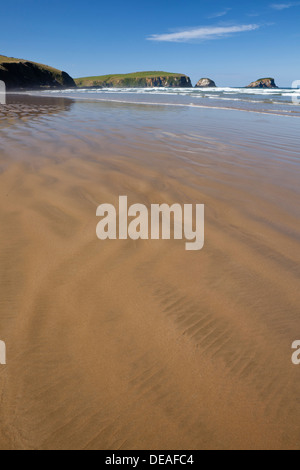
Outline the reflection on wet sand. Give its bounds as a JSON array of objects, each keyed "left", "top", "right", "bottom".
[{"left": 0, "top": 94, "right": 74, "bottom": 128}]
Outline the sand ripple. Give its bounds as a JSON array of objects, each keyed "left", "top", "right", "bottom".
[{"left": 0, "top": 97, "right": 299, "bottom": 449}]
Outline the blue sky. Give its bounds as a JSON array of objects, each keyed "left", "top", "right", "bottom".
[{"left": 1, "top": 0, "right": 299, "bottom": 86}]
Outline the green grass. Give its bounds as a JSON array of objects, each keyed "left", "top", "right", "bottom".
[
  {"left": 75, "top": 71, "right": 190, "bottom": 87},
  {"left": 76, "top": 71, "right": 187, "bottom": 82},
  {"left": 255, "top": 78, "right": 275, "bottom": 82},
  {"left": 0, "top": 55, "right": 24, "bottom": 63}
]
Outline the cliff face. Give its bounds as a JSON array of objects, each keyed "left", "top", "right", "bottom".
[
  {"left": 76, "top": 73, "right": 193, "bottom": 88},
  {"left": 246, "top": 78, "right": 278, "bottom": 89},
  {"left": 0, "top": 55, "right": 76, "bottom": 90},
  {"left": 195, "top": 78, "right": 216, "bottom": 88}
]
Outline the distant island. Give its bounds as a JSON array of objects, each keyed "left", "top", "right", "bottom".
[
  {"left": 195, "top": 78, "right": 217, "bottom": 88},
  {"left": 0, "top": 55, "right": 75, "bottom": 89},
  {"left": 75, "top": 71, "right": 192, "bottom": 88},
  {"left": 246, "top": 78, "right": 278, "bottom": 89}
]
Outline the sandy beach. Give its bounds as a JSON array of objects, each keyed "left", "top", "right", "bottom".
[{"left": 0, "top": 94, "right": 299, "bottom": 450}]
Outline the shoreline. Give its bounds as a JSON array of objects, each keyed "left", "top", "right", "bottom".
[{"left": 5, "top": 90, "right": 300, "bottom": 119}]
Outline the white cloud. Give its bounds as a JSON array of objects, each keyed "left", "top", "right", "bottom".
[
  {"left": 271, "top": 2, "right": 300, "bottom": 9},
  {"left": 208, "top": 8, "right": 232, "bottom": 19},
  {"left": 147, "top": 24, "right": 260, "bottom": 43}
]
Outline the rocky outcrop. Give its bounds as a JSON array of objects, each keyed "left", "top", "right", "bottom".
[
  {"left": 0, "top": 55, "right": 76, "bottom": 90},
  {"left": 246, "top": 78, "right": 278, "bottom": 89},
  {"left": 144, "top": 76, "right": 192, "bottom": 88},
  {"left": 195, "top": 78, "right": 216, "bottom": 88},
  {"left": 75, "top": 72, "right": 193, "bottom": 88}
]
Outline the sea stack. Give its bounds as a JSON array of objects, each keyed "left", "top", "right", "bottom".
[
  {"left": 246, "top": 78, "right": 278, "bottom": 89},
  {"left": 195, "top": 78, "right": 217, "bottom": 88}
]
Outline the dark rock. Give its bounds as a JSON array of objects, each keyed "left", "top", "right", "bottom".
[{"left": 246, "top": 78, "right": 278, "bottom": 89}]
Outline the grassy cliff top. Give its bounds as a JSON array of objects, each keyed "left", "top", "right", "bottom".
[
  {"left": 0, "top": 55, "right": 63, "bottom": 75},
  {"left": 76, "top": 71, "right": 188, "bottom": 82}
]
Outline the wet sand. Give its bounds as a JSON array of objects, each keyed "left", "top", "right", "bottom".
[{"left": 0, "top": 95, "right": 299, "bottom": 450}]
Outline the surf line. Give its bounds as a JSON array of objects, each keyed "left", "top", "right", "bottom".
[{"left": 96, "top": 196, "right": 204, "bottom": 251}]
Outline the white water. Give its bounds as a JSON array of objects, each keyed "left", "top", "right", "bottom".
[{"left": 40, "top": 86, "right": 300, "bottom": 117}]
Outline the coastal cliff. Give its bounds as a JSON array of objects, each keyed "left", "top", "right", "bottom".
[
  {"left": 0, "top": 55, "right": 76, "bottom": 90},
  {"left": 75, "top": 72, "right": 192, "bottom": 88},
  {"left": 195, "top": 78, "right": 217, "bottom": 88},
  {"left": 246, "top": 78, "right": 278, "bottom": 89}
]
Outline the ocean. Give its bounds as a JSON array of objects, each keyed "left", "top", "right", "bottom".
[{"left": 42, "top": 86, "right": 300, "bottom": 117}]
